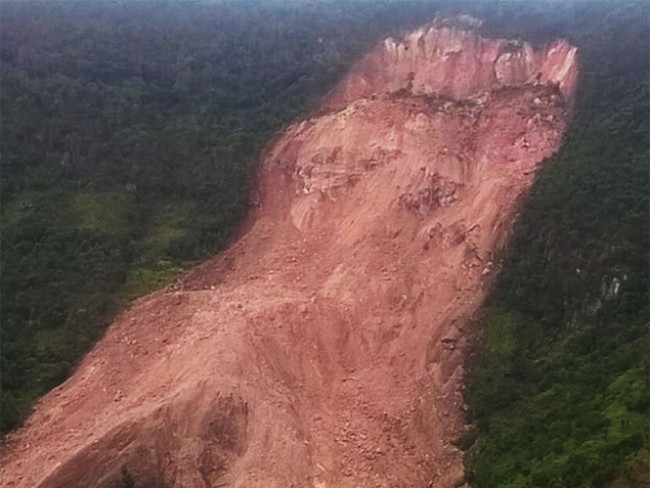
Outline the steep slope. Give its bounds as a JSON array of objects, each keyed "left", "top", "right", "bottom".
[
  {"left": 324, "top": 17, "right": 577, "bottom": 109},
  {"left": 0, "top": 19, "right": 577, "bottom": 488}
]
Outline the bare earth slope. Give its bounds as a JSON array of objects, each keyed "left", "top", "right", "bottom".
[{"left": 0, "top": 20, "right": 577, "bottom": 488}]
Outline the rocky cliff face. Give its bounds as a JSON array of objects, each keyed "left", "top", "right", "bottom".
[
  {"left": 0, "top": 19, "right": 577, "bottom": 488},
  {"left": 325, "top": 17, "right": 577, "bottom": 109}
]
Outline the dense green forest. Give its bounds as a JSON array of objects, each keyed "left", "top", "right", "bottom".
[
  {"left": 0, "top": 0, "right": 445, "bottom": 433},
  {"left": 1, "top": 1, "right": 647, "bottom": 487},
  {"left": 465, "top": 2, "right": 650, "bottom": 487}
]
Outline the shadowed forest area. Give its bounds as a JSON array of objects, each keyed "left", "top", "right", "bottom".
[
  {"left": 466, "top": 3, "right": 649, "bottom": 486},
  {"left": 1, "top": 0, "right": 442, "bottom": 432},
  {"left": 1, "top": 1, "right": 647, "bottom": 487}
]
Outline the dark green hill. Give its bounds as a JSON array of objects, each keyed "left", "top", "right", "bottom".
[
  {"left": 466, "top": 2, "right": 649, "bottom": 486},
  {"left": 0, "top": 0, "right": 444, "bottom": 433}
]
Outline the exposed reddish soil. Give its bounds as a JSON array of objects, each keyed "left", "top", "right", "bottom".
[{"left": 0, "top": 19, "right": 577, "bottom": 488}]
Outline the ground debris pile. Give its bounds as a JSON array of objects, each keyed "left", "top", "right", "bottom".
[{"left": 0, "top": 18, "right": 577, "bottom": 488}]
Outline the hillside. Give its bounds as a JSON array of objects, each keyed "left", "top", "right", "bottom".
[
  {"left": 0, "top": 0, "right": 443, "bottom": 433},
  {"left": 0, "top": 20, "right": 577, "bottom": 488},
  {"left": 1, "top": 2, "right": 647, "bottom": 487},
  {"left": 464, "top": 2, "right": 649, "bottom": 486}
]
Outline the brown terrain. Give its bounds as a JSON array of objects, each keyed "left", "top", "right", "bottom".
[{"left": 0, "top": 18, "right": 577, "bottom": 488}]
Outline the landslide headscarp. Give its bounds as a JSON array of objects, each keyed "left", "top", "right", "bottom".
[
  {"left": 325, "top": 16, "right": 577, "bottom": 109},
  {"left": 0, "top": 19, "right": 577, "bottom": 488}
]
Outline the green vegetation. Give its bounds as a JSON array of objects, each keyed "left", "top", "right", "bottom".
[
  {"left": 466, "top": 2, "right": 649, "bottom": 486},
  {"left": 1, "top": 0, "right": 449, "bottom": 433}
]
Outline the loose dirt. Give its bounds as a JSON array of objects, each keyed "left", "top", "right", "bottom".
[{"left": 0, "top": 19, "right": 577, "bottom": 488}]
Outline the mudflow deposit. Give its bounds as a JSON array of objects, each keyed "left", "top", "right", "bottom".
[{"left": 1, "top": 17, "right": 577, "bottom": 488}]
